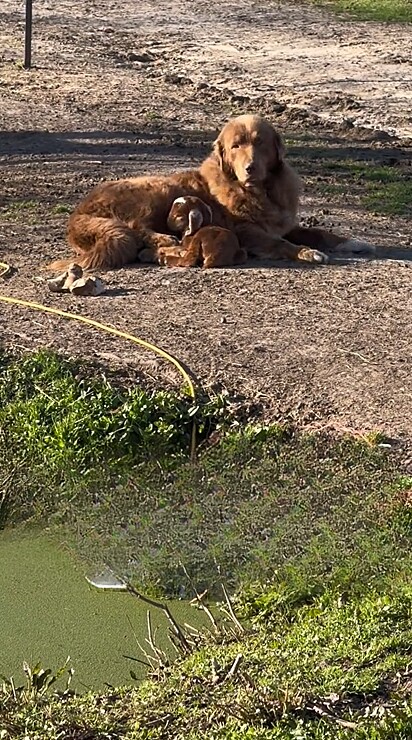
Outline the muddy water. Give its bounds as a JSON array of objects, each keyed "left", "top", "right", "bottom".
[{"left": 0, "top": 531, "right": 203, "bottom": 690}]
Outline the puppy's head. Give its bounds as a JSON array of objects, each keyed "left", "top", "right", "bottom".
[
  {"left": 213, "top": 114, "right": 285, "bottom": 188},
  {"left": 167, "top": 196, "right": 213, "bottom": 237}
]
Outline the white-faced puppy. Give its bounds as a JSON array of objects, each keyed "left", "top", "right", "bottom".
[
  {"left": 161, "top": 196, "right": 247, "bottom": 268},
  {"left": 167, "top": 196, "right": 213, "bottom": 237}
]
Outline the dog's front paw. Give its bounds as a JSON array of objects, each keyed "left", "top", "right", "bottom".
[
  {"left": 340, "top": 238, "right": 376, "bottom": 254},
  {"left": 299, "top": 248, "right": 329, "bottom": 264},
  {"left": 157, "top": 234, "right": 179, "bottom": 249}
]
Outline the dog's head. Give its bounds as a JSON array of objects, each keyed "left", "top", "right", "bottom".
[
  {"left": 167, "top": 196, "right": 213, "bottom": 237},
  {"left": 213, "top": 114, "right": 285, "bottom": 188}
]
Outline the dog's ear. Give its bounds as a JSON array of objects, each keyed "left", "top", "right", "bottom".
[
  {"left": 185, "top": 208, "right": 203, "bottom": 236},
  {"left": 213, "top": 136, "right": 235, "bottom": 179},
  {"left": 213, "top": 137, "right": 225, "bottom": 169},
  {"left": 272, "top": 129, "right": 285, "bottom": 166}
]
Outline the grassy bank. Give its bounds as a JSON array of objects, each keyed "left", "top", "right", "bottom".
[
  {"left": 1, "top": 350, "right": 412, "bottom": 736},
  {"left": 311, "top": 0, "right": 412, "bottom": 22},
  {"left": 2, "top": 587, "right": 412, "bottom": 738},
  {"left": 1, "top": 350, "right": 411, "bottom": 598}
]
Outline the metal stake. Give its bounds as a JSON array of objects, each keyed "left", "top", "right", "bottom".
[{"left": 24, "top": 0, "right": 33, "bottom": 69}]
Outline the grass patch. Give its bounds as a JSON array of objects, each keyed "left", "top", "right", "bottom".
[
  {"left": 0, "top": 349, "right": 223, "bottom": 475},
  {"left": 312, "top": 0, "right": 412, "bottom": 22},
  {"left": 61, "top": 431, "right": 412, "bottom": 598},
  {"left": 0, "top": 199, "right": 41, "bottom": 223},
  {"left": 51, "top": 203, "right": 72, "bottom": 215},
  {"left": 0, "top": 200, "right": 72, "bottom": 223},
  {"left": 313, "top": 160, "right": 411, "bottom": 216}
]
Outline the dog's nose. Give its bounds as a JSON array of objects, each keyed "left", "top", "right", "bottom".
[{"left": 245, "top": 162, "right": 255, "bottom": 174}]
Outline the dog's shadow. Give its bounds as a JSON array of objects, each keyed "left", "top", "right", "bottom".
[
  {"left": 99, "top": 286, "right": 142, "bottom": 297},
  {"left": 374, "top": 245, "right": 412, "bottom": 262},
  {"left": 98, "top": 245, "right": 412, "bottom": 283},
  {"left": 235, "top": 244, "right": 412, "bottom": 270}
]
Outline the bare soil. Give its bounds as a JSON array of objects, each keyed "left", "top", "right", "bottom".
[{"left": 0, "top": 0, "right": 411, "bottom": 445}]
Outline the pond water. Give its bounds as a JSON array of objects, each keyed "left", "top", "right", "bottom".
[{"left": 0, "top": 530, "right": 205, "bottom": 690}]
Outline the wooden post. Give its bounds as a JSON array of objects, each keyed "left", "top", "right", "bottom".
[{"left": 24, "top": 0, "right": 33, "bottom": 69}]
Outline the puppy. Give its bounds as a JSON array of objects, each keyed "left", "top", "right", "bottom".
[{"left": 161, "top": 196, "right": 247, "bottom": 268}]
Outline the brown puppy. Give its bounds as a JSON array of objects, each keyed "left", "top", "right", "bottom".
[
  {"left": 167, "top": 196, "right": 214, "bottom": 237},
  {"left": 49, "top": 114, "right": 375, "bottom": 270},
  {"left": 161, "top": 196, "right": 247, "bottom": 268}
]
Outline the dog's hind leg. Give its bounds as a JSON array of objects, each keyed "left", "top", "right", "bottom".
[
  {"left": 285, "top": 226, "right": 376, "bottom": 255},
  {"left": 176, "top": 235, "right": 203, "bottom": 267},
  {"left": 52, "top": 214, "right": 141, "bottom": 270}
]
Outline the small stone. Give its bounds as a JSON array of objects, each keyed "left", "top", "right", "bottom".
[
  {"left": 70, "top": 276, "right": 105, "bottom": 296},
  {"left": 48, "top": 274, "right": 67, "bottom": 292},
  {"left": 127, "top": 51, "right": 154, "bottom": 63},
  {"left": 63, "top": 263, "right": 83, "bottom": 289},
  {"left": 48, "top": 263, "right": 84, "bottom": 293}
]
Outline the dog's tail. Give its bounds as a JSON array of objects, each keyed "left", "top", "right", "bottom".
[
  {"left": 46, "top": 214, "right": 141, "bottom": 272},
  {"left": 46, "top": 257, "right": 77, "bottom": 273}
]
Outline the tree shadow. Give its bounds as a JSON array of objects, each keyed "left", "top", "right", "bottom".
[{"left": 0, "top": 127, "right": 214, "bottom": 160}]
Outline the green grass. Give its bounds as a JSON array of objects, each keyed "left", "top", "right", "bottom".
[
  {"left": 0, "top": 349, "right": 223, "bottom": 475},
  {"left": 312, "top": 0, "right": 412, "bottom": 22},
  {"left": 1, "top": 588, "right": 412, "bottom": 738},
  {"left": 1, "top": 350, "right": 412, "bottom": 737},
  {"left": 312, "top": 161, "right": 411, "bottom": 216},
  {"left": 1, "top": 350, "right": 411, "bottom": 599},
  {"left": 51, "top": 203, "right": 72, "bottom": 215},
  {"left": 0, "top": 199, "right": 41, "bottom": 224},
  {"left": 0, "top": 200, "right": 72, "bottom": 223}
]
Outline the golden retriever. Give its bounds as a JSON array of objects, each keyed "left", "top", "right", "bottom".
[
  {"left": 49, "top": 114, "right": 375, "bottom": 270},
  {"left": 161, "top": 196, "right": 247, "bottom": 268}
]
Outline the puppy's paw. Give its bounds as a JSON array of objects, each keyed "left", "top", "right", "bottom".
[
  {"left": 340, "top": 238, "right": 376, "bottom": 254},
  {"left": 299, "top": 248, "right": 329, "bottom": 264}
]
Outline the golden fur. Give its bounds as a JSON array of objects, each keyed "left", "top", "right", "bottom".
[{"left": 49, "top": 114, "right": 372, "bottom": 271}]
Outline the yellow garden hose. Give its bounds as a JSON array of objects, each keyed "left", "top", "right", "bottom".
[
  {"left": 0, "top": 286, "right": 197, "bottom": 459},
  {"left": 0, "top": 261, "right": 11, "bottom": 278}
]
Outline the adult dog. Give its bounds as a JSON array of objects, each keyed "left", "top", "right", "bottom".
[{"left": 50, "top": 114, "right": 374, "bottom": 270}]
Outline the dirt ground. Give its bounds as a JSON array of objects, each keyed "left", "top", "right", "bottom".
[{"left": 0, "top": 0, "right": 411, "bottom": 447}]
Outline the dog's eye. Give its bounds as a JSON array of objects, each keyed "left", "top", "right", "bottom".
[{"left": 231, "top": 143, "right": 240, "bottom": 150}]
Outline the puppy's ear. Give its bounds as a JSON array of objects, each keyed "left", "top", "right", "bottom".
[{"left": 185, "top": 209, "right": 203, "bottom": 236}]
